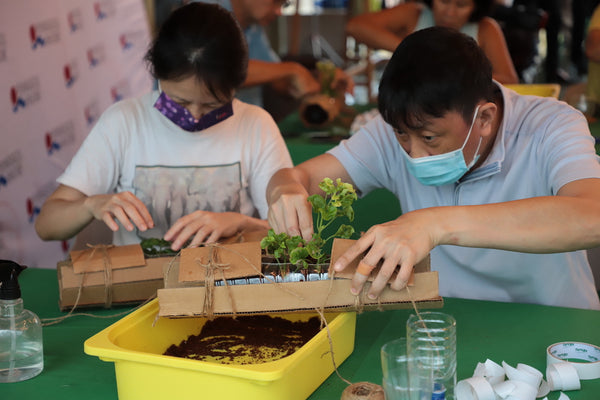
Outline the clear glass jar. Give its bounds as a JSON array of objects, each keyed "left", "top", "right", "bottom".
[{"left": 0, "top": 298, "right": 44, "bottom": 382}]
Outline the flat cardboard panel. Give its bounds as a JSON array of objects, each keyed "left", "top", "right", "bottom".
[
  {"left": 157, "top": 271, "right": 441, "bottom": 317},
  {"left": 178, "top": 242, "right": 262, "bottom": 283},
  {"left": 157, "top": 238, "right": 440, "bottom": 317},
  {"left": 70, "top": 244, "right": 145, "bottom": 273}
]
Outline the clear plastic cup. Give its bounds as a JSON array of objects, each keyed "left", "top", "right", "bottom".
[
  {"left": 406, "top": 312, "right": 457, "bottom": 400},
  {"left": 381, "top": 337, "right": 433, "bottom": 400}
]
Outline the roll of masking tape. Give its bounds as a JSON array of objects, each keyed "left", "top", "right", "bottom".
[{"left": 546, "top": 342, "right": 600, "bottom": 380}]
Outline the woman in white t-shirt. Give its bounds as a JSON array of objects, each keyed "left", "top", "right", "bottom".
[{"left": 35, "top": 3, "right": 292, "bottom": 251}]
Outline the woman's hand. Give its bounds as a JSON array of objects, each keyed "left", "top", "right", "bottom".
[
  {"left": 164, "top": 211, "right": 256, "bottom": 251},
  {"left": 84, "top": 191, "right": 154, "bottom": 233}
]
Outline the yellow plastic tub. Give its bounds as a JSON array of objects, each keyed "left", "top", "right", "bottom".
[
  {"left": 84, "top": 299, "right": 356, "bottom": 400},
  {"left": 504, "top": 83, "right": 561, "bottom": 99}
]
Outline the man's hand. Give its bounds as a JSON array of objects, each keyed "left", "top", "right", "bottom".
[
  {"left": 286, "top": 62, "right": 321, "bottom": 99},
  {"left": 333, "top": 209, "right": 437, "bottom": 299},
  {"left": 267, "top": 181, "right": 314, "bottom": 241},
  {"left": 331, "top": 67, "right": 355, "bottom": 95}
]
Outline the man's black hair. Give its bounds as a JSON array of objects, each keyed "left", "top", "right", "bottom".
[{"left": 378, "top": 26, "right": 495, "bottom": 131}]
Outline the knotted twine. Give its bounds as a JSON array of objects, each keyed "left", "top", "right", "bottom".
[
  {"left": 195, "top": 245, "right": 235, "bottom": 320},
  {"left": 181, "top": 243, "right": 307, "bottom": 319}
]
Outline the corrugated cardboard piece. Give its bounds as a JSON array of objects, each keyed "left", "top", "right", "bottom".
[
  {"left": 70, "top": 244, "right": 145, "bottom": 273},
  {"left": 157, "top": 238, "right": 442, "bottom": 317},
  {"left": 57, "top": 244, "right": 172, "bottom": 310}
]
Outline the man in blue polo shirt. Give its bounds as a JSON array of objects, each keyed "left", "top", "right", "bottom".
[{"left": 266, "top": 27, "right": 600, "bottom": 310}]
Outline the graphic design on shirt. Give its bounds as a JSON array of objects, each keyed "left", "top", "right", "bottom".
[{"left": 133, "top": 163, "right": 242, "bottom": 240}]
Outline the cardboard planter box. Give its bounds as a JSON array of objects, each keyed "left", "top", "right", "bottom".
[
  {"left": 157, "top": 238, "right": 442, "bottom": 318},
  {"left": 57, "top": 244, "right": 170, "bottom": 310}
]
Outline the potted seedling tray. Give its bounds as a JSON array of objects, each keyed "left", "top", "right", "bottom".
[
  {"left": 157, "top": 237, "right": 442, "bottom": 317},
  {"left": 84, "top": 298, "right": 356, "bottom": 400},
  {"left": 158, "top": 177, "right": 442, "bottom": 317}
]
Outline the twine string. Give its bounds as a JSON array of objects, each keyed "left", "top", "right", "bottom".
[
  {"left": 315, "top": 265, "right": 432, "bottom": 391},
  {"left": 315, "top": 306, "right": 353, "bottom": 386},
  {"left": 406, "top": 285, "right": 438, "bottom": 355},
  {"left": 98, "top": 244, "right": 114, "bottom": 309},
  {"left": 195, "top": 245, "right": 234, "bottom": 320}
]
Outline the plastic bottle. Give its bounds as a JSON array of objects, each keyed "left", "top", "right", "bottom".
[
  {"left": 0, "top": 260, "right": 43, "bottom": 382},
  {"left": 407, "top": 312, "right": 457, "bottom": 400}
]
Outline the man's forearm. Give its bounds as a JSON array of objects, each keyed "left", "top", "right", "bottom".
[
  {"left": 433, "top": 196, "right": 600, "bottom": 253},
  {"left": 266, "top": 167, "right": 310, "bottom": 206}
]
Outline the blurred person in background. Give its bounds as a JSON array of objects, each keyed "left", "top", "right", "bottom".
[
  {"left": 586, "top": 3, "right": 600, "bottom": 109},
  {"left": 191, "top": 0, "right": 354, "bottom": 120},
  {"left": 346, "top": 0, "right": 519, "bottom": 84}
]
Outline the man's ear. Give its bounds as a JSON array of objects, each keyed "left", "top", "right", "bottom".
[{"left": 477, "top": 102, "right": 497, "bottom": 137}]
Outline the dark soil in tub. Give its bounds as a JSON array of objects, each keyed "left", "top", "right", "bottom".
[{"left": 164, "top": 315, "right": 321, "bottom": 365}]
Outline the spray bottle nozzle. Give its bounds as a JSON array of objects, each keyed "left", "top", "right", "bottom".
[{"left": 0, "top": 260, "right": 26, "bottom": 300}]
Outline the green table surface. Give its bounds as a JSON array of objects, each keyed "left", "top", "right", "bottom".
[{"left": 3, "top": 268, "right": 600, "bottom": 399}]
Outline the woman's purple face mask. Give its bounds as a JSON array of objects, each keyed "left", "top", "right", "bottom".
[{"left": 153, "top": 91, "right": 233, "bottom": 132}]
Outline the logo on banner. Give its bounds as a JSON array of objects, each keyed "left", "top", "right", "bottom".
[
  {"left": 119, "top": 30, "right": 147, "bottom": 51},
  {"left": 64, "top": 61, "right": 79, "bottom": 87},
  {"left": 29, "top": 18, "right": 61, "bottom": 49},
  {"left": 26, "top": 181, "right": 57, "bottom": 223},
  {"left": 0, "top": 151, "right": 23, "bottom": 192},
  {"left": 10, "top": 77, "right": 41, "bottom": 113},
  {"left": 87, "top": 44, "right": 106, "bottom": 68},
  {"left": 0, "top": 34, "right": 6, "bottom": 63},
  {"left": 84, "top": 99, "right": 101, "bottom": 126},
  {"left": 67, "top": 8, "right": 84, "bottom": 32},
  {"left": 94, "top": 0, "right": 117, "bottom": 20},
  {"left": 111, "top": 80, "right": 131, "bottom": 102},
  {"left": 45, "top": 120, "right": 76, "bottom": 155}
]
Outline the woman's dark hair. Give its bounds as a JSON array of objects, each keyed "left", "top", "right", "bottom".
[
  {"left": 423, "top": 0, "right": 494, "bottom": 22},
  {"left": 145, "top": 2, "right": 248, "bottom": 102},
  {"left": 378, "top": 27, "right": 495, "bottom": 130}
]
